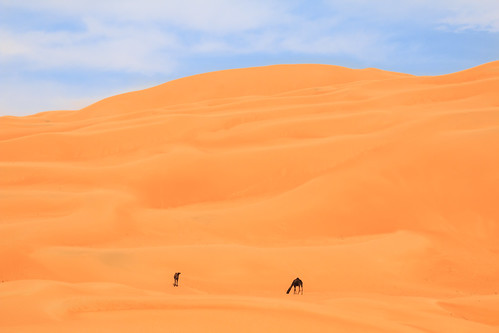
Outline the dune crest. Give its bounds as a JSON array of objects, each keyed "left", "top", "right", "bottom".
[{"left": 1, "top": 62, "right": 499, "bottom": 332}]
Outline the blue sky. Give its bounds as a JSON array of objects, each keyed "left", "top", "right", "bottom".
[{"left": 1, "top": 0, "right": 498, "bottom": 116}]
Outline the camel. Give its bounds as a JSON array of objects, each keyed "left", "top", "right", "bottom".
[
  {"left": 173, "top": 272, "right": 181, "bottom": 287},
  {"left": 286, "top": 277, "right": 303, "bottom": 294}
]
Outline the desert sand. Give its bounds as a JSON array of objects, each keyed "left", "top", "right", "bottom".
[{"left": 1, "top": 62, "right": 499, "bottom": 332}]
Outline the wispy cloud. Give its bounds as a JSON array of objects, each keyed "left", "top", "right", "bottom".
[
  {"left": 323, "top": 0, "right": 499, "bottom": 32},
  {"left": 0, "top": 19, "right": 179, "bottom": 74},
  {"left": 0, "top": 0, "right": 497, "bottom": 116},
  {"left": 439, "top": 0, "right": 499, "bottom": 32},
  {"left": 2, "top": 0, "right": 288, "bottom": 33}
]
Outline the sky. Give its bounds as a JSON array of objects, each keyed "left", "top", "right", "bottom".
[{"left": 1, "top": 0, "right": 498, "bottom": 116}]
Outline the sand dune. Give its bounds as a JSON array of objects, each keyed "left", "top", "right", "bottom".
[{"left": 1, "top": 62, "right": 499, "bottom": 332}]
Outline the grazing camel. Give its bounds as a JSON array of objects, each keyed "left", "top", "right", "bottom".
[
  {"left": 173, "top": 272, "right": 181, "bottom": 287},
  {"left": 286, "top": 277, "right": 303, "bottom": 294}
]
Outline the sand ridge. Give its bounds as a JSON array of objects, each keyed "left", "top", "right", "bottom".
[{"left": 1, "top": 62, "right": 499, "bottom": 332}]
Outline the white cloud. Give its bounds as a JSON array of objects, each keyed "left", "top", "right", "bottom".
[
  {"left": 0, "top": 21, "right": 179, "bottom": 74},
  {"left": 0, "top": 0, "right": 395, "bottom": 74},
  {"left": 2, "top": 0, "right": 289, "bottom": 33},
  {"left": 439, "top": 0, "right": 499, "bottom": 32},
  {"left": 324, "top": 0, "right": 499, "bottom": 32},
  {"left": 1, "top": 0, "right": 497, "bottom": 116},
  {"left": 0, "top": 0, "right": 295, "bottom": 75}
]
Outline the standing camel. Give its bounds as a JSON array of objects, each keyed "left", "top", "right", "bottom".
[
  {"left": 286, "top": 277, "right": 303, "bottom": 294},
  {"left": 173, "top": 272, "right": 181, "bottom": 287}
]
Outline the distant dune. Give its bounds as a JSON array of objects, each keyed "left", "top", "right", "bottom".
[{"left": 1, "top": 62, "right": 498, "bottom": 332}]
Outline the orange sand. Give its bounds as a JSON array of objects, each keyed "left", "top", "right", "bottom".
[{"left": 1, "top": 62, "right": 499, "bottom": 332}]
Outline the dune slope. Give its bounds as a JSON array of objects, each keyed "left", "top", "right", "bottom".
[{"left": 1, "top": 62, "right": 499, "bottom": 332}]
